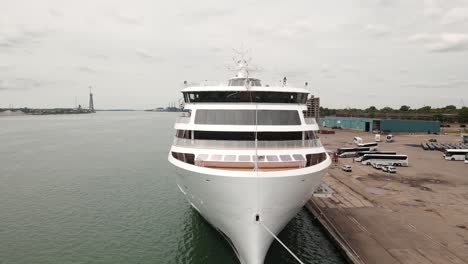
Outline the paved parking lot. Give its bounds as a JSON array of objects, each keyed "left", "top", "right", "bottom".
[{"left": 311, "top": 129, "right": 468, "bottom": 263}]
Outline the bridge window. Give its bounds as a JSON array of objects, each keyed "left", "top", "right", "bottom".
[
  {"left": 183, "top": 91, "right": 308, "bottom": 104},
  {"left": 195, "top": 110, "right": 301, "bottom": 125},
  {"left": 193, "top": 131, "right": 303, "bottom": 141}
]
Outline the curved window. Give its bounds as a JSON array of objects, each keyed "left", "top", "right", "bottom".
[
  {"left": 175, "top": 130, "right": 192, "bottom": 139},
  {"left": 171, "top": 152, "right": 195, "bottom": 164},
  {"left": 306, "top": 153, "right": 327, "bottom": 166},
  {"left": 195, "top": 110, "right": 301, "bottom": 125},
  {"left": 183, "top": 91, "right": 308, "bottom": 104}
]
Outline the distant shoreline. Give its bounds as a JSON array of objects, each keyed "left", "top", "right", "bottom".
[{"left": 0, "top": 108, "right": 95, "bottom": 116}]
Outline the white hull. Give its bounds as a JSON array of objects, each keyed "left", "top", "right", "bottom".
[{"left": 169, "top": 155, "right": 331, "bottom": 264}]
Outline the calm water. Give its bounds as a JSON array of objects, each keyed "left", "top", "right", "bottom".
[{"left": 0, "top": 112, "right": 345, "bottom": 264}]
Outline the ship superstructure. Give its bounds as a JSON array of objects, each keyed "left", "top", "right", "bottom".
[{"left": 168, "top": 57, "right": 331, "bottom": 264}]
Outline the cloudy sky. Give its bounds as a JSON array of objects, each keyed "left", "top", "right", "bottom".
[{"left": 1, "top": 0, "right": 468, "bottom": 109}]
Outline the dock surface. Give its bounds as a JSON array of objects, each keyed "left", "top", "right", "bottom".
[{"left": 308, "top": 130, "right": 468, "bottom": 264}]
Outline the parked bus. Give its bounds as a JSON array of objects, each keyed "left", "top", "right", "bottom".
[
  {"left": 354, "top": 151, "right": 397, "bottom": 162},
  {"left": 357, "top": 142, "right": 379, "bottom": 150},
  {"left": 444, "top": 149, "right": 468, "bottom": 161},
  {"left": 337, "top": 147, "right": 371, "bottom": 155},
  {"left": 361, "top": 154, "right": 409, "bottom": 166}
]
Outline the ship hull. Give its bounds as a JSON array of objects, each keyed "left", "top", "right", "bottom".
[{"left": 169, "top": 155, "right": 331, "bottom": 264}]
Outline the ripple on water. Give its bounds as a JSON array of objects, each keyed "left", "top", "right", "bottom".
[{"left": 0, "top": 112, "right": 345, "bottom": 264}]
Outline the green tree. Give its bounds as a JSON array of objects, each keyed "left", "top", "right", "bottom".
[
  {"left": 366, "top": 106, "right": 377, "bottom": 112},
  {"left": 459, "top": 107, "right": 468, "bottom": 123},
  {"left": 443, "top": 105, "right": 457, "bottom": 112},
  {"left": 399, "top": 105, "right": 410, "bottom": 111},
  {"left": 381, "top": 106, "right": 394, "bottom": 113},
  {"left": 417, "top": 106, "right": 432, "bottom": 113}
]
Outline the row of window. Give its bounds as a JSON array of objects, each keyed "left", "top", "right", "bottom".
[
  {"left": 227, "top": 78, "right": 262, "bottom": 87},
  {"left": 183, "top": 91, "right": 308, "bottom": 104},
  {"left": 194, "top": 110, "right": 301, "bottom": 125},
  {"left": 175, "top": 130, "right": 319, "bottom": 141},
  {"left": 171, "top": 152, "right": 327, "bottom": 167}
]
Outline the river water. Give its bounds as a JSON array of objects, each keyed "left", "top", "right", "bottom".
[{"left": 0, "top": 112, "right": 345, "bottom": 264}]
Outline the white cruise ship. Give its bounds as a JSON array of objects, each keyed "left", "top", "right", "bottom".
[{"left": 168, "top": 57, "right": 331, "bottom": 264}]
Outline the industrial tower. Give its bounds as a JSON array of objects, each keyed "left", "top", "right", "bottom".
[{"left": 89, "top": 86, "right": 95, "bottom": 112}]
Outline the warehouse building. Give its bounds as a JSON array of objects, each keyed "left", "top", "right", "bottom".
[{"left": 321, "top": 116, "right": 440, "bottom": 133}]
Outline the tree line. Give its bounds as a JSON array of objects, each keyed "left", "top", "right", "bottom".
[{"left": 320, "top": 105, "right": 468, "bottom": 123}]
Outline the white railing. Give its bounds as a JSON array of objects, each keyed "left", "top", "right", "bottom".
[
  {"left": 304, "top": 117, "right": 317, "bottom": 125},
  {"left": 173, "top": 138, "right": 322, "bottom": 149}
]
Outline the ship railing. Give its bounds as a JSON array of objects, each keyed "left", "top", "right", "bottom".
[
  {"left": 173, "top": 138, "right": 322, "bottom": 149},
  {"left": 304, "top": 117, "right": 317, "bottom": 125}
]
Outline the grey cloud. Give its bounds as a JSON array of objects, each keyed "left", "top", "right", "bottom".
[
  {"left": 49, "top": 8, "right": 64, "bottom": 19},
  {"left": 77, "top": 66, "right": 98, "bottom": 74},
  {"left": 209, "top": 47, "right": 223, "bottom": 53},
  {"left": 401, "top": 79, "right": 468, "bottom": 89},
  {"left": 135, "top": 48, "right": 163, "bottom": 61},
  {"left": 0, "top": 78, "right": 41, "bottom": 91},
  {"left": 184, "top": 7, "right": 236, "bottom": 20},
  {"left": 408, "top": 33, "right": 468, "bottom": 52},
  {"left": 85, "top": 53, "right": 110, "bottom": 60},
  {"left": 113, "top": 13, "right": 142, "bottom": 25},
  {"left": 440, "top": 7, "right": 468, "bottom": 25},
  {"left": 0, "top": 25, "right": 52, "bottom": 49},
  {"left": 363, "top": 24, "right": 391, "bottom": 37}
]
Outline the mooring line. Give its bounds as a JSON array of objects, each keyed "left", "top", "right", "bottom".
[{"left": 260, "top": 222, "right": 305, "bottom": 264}]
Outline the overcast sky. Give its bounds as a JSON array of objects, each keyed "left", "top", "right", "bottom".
[{"left": 1, "top": 0, "right": 468, "bottom": 109}]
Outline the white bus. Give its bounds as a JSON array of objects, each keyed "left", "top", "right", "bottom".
[
  {"left": 361, "top": 154, "right": 409, "bottom": 166},
  {"left": 357, "top": 142, "right": 379, "bottom": 151},
  {"left": 354, "top": 151, "right": 397, "bottom": 162},
  {"left": 337, "top": 147, "right": 371, "bottom": 155},
  {"left": 444, "top": 149, "right": 468, "bottom": 161}
]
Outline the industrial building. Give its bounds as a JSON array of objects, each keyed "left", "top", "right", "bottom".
[{"left": 321, "top": 116, "right": 440, "bottom": 133}]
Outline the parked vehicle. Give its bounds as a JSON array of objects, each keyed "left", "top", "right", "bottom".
[
  {"left": 354, "top": 151, "right": 397, "bottom": 162},
  {"left": 386, "top": 134, "right": 394, "bottom": 142},
  {"left": 387, "top": 166, "right": 396, "bottom": 173},
  {"left": 354, "top": 137, "right": 363, "bottom": 145},
  {"left": 444, "top": 149, "right": 468, "bottom": 161},
  {"left": 429, "top": 138, "right": 437, "bottom": 142},
  {"left": 362, "top": 154, "right": 409, "bottom": 166},
  {"left": 337, "top": 147, "right": 371, "bottom": 155},
  {"left": 375, "top": 134, "right": 381, "bottom": 142},
  {"left": 382, "top": 166, "right": 389, "bottom": 172},
  {"left": 341, "top": 165, "right": 352, "bottom": 172},
  {"left": 357, "top": 142, "right": 379, "bottom": 151},
  {"left": 339, "top": 152, "right": 358, "bottom": 158},
  {"left": 373, "top": 163, "right": 383, "bottom": 170}
]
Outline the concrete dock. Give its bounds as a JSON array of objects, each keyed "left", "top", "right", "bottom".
[{"left": 307, "top": 129, "right": 468, "bottom": 264}]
